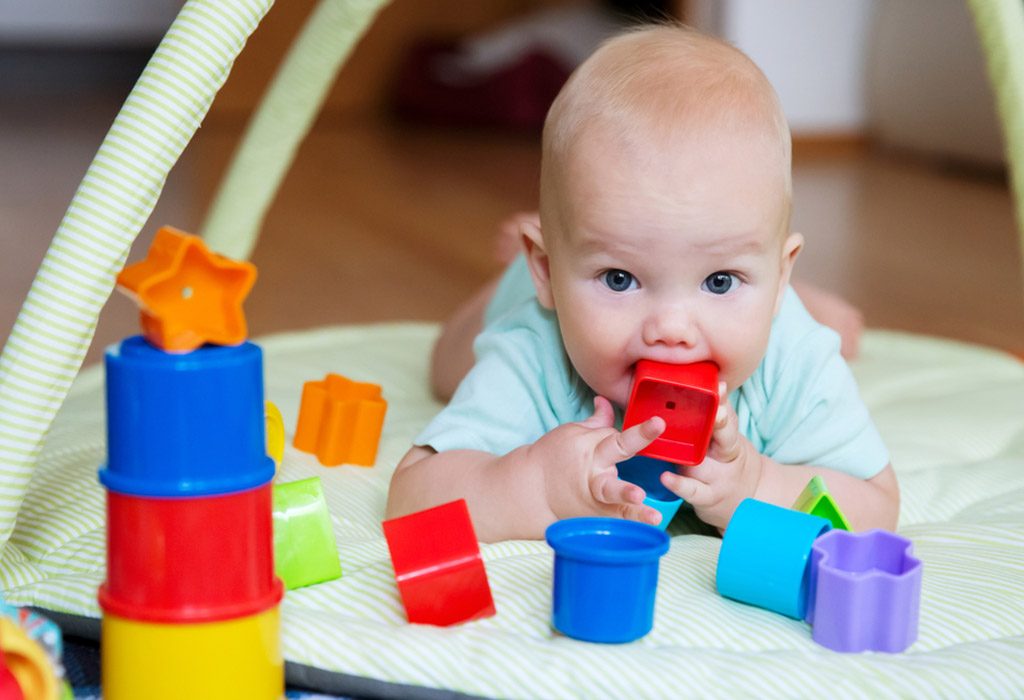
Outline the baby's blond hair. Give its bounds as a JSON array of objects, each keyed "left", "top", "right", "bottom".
[{"left": 541, "top": 25, "right": 792, "bottom": 226}]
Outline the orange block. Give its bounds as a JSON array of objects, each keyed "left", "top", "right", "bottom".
[
  {"left": 293, "top": 374, "right": 387, "bottom": 467},
  {"left": 116, "top": 226, "right": 257, "bottom": 352}
]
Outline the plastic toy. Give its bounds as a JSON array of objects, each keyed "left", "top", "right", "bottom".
[
  {"left": 793, "top": 475, "right": 852, "bottom": 531},
  {"left": 806, "top": 529, "right": 922, "bottom": 653},
  {"left": 0, "top": 650, "right": 21, "bottom": 700},
  {"left": 99, "top": 336, "right": 275, "bottom": 497},
  {"left": 293, "top": 373, "right": 387, "bottom": 466},
  {"left": 0, "top": 611, "right": 66, "bottom": 700},
  {"left": 0, "top": 619, "right": 48, "bottom": 700},
  {"left": 545, "top": 517, "right": 670, "bottom": 644},
  {"left": 115, "top": 226, "right": 256, "bottom": 352},
  {"left": 382, "top": 499, "right": 495, "bottom": 627},
  {"left": 273, "top": 477, "right": 343, "bottom": 590},
  {"left": 265, "top": 400, "right": 286, "bottom": 470},
  {"left": 0, "top": 602, "right": 67, "bottom": 674},
  {"left": 616, "top": 455, "right": 683, "bottom": 531},
  {"left": 716, "top": 499, "right": 832, "bottom": 619},
  {"left": 100, "top": 255, "right": 283, "bottom": 699},
  {"left": 622, "top": 360, "right": 719, "bottom": 466},
  {"left": 102, "top": 607, "right": 282, "bottom": 700},
  {"left": 100, "top": 486, "right": 281, "bottom": 622}
]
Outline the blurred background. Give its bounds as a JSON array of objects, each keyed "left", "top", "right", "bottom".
[{"left": 2, "top": 0, "right": 1022, "bottom": 367}]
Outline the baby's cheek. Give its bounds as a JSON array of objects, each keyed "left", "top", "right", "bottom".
[
  {"left": 571, "top": 360, "right": 621, "bottom": 405},
  {"left": 611, "top": 376, "right": 634, "bottom": 410},
  {"left": 715, "top": 351, "right": 759, "bottom": 395},
  {"left": 720, "top": 322, "right": 771, "bottom": 384},
  {"left": 600, "top": 372, "right": 633, "bottom": 409}
]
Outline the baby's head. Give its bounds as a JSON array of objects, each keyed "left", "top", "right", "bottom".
[{"left": 521, "top": 25, "right": 803, "bottom": 407}]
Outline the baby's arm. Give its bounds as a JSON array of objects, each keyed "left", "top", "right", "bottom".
[
  {"left": 429, "top": 277, "right": 500, "bottom": 401},
  {"left": 754, "top": 460, "right": 899, "bottom": 531},
  {"left": 387, "top": 397, "right": 665, "bottom": 542},
  {"left": 662, "top": 383, "right": 899, "bottom": 532}
]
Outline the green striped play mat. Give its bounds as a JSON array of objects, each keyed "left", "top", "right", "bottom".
[{"left": 4, "top": 325, "right": 1024, "bottom": 698}]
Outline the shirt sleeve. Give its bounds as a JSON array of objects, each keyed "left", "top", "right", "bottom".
[
  {"left": 753, "top": 290, "right": 890, "bottom": 479},
  {"left": 414, "top": 303, "right": 573, "bottom": 456},
  {"left": 484, "top": 254, "right": 536, "bottom": 327}
]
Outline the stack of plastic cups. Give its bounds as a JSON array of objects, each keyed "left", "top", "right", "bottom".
[{"left": 98, "top": 336, "right": 283, "bottom": 699}]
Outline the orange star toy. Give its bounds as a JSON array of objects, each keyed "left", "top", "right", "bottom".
[
  {"left": 293, "top": 374, "right": 387, "bottom": 467},
  {"left": 117, "top": 227, "right": 257, "bottom": 352}
]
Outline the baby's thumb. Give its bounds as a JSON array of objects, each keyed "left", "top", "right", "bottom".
[{"left": 579, "top": 396, "right": 615, "bottom": 429}]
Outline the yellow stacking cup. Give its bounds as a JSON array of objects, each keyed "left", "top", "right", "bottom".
[{"left": 101, "top": 606, "right": 283, "bottom": 700}]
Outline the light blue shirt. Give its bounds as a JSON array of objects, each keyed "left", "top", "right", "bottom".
[{"left": 417, "top": 257, "right": 889, "bottom": 479}]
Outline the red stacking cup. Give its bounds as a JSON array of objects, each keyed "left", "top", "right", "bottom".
[{"left": 99, "top": 484, "right": 283, "bottom": 623}]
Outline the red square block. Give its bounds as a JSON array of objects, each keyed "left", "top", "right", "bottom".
[
  {"left": 622, "top": 360, "right": 719, "bottom": 466},
  {"left": 383, "top": 500, "right": 496, "bottom": 626}
]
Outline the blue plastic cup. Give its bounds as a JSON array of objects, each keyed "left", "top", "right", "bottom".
[
  {"left": 616, "top": 456, "right": 683, "bottom": 531},
  {"left": 716, "top": 499, "right": 831, "bottom": 619},
  {"left": 546, "top": 518, "right": 670, "bottom": 643},
  {"left": 100, "top": 336, "right": 274, "bottom": 497}
]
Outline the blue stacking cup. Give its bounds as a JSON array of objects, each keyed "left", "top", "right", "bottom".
[
  {"left": 617, "top": 455, "right": 683, "bottom": 531},
  {"left": 716, "top": 499, "right": 831, "bottom": 619},
  {"left": 546, "top": 518, "right": 670, "bottom": 643},
  {"left": 100, "top": 336, "right": 274, "bottom": 497}
]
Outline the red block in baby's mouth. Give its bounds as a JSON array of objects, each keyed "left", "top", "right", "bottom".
[{"left": 622, "top": 360, "right": 719, "bottom": 466}]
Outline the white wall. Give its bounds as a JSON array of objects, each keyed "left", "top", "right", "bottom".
[
  {"left": 0, "top": 0, "right": 182, "bottom": 45},
  {"left": 690, "top": 0, "right": 1003, "bottom": 163},
  {"left": 867, "top": 0, "right": 1002, "bottom": 165},
  {"left": 691, "top": 0, "right": 876, "bottom": 135},
  {"left": 721, "top": 0, "right": 875, "bottom": 134}
]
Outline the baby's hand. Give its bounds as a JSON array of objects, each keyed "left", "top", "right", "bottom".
[
  {"left": 661, "top": 381, "right": 764, "bottom": 530},
  {"left": 529, "top": 396, "right": 665, "bottom": 526}
]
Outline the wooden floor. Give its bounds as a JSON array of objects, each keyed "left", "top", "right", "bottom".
[{"left": 2, "top": 58, "right": 1023, "bottom": 369}]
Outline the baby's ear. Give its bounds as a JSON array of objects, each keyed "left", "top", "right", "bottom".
[
  {"left": 775, "top": 232, "right": 804, "bottom": 315},
  {"left": 521, "top": 219, "right": 555, "bottom": 309}
]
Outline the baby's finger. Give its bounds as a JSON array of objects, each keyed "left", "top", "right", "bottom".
[
  {"left": 709, "top": 401, "right": 741, "bottom": 462},
  {"left": 605, "top": 501, "right": 663, "bottom": 527},
  {"left": 662, "top": 471, "right": 715, "bottom": 505},
  {"left": 676, "top": 462, "right": 715, "bottom": 483},
  {"left": 591, "top": 468, "right": 645, "bottom": 506},
  {"left": 579, "top": 396, "right": 616, "bottom": 430},
  {"left": 714, "top": 402, "right": 729, "bottom": 430},
  {"left": 713, "top": 384, "right": 733, "bottom": 430},
  {"left": 598, "top": 416, "right": 665, "bottom": 463}
]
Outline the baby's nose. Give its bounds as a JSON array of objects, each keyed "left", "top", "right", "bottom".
[{"left": 642, "top": 308, "right": 699, "bottom": 348}]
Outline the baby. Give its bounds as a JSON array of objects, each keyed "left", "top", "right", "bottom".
[{"left": 387, "top": 25, "right": 899, "bottom": 542}]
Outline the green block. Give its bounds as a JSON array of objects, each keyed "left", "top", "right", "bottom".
[
  {"left": 273, "top": 477, "right": 343, "bottom": 590},
  {"left": 792, "top": 475, "right": 852, "bottom": 531}
]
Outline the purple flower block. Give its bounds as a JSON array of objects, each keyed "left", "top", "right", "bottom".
[{"left": 807, "top": 529, "right": 922, "bottom": 653}]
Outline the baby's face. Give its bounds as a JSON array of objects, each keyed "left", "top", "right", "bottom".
[{"left": 537, "top": 125, "right": 800, "bottom": 408}]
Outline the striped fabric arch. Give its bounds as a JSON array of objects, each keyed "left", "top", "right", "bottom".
[
  {"left": 968, "top": 0, "right": 1024, "bottom": 298},
  {"left": 201, "top": 0, "right": 391, "bottom": 261}
]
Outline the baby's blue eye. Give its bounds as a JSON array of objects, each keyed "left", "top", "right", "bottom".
[
  {"left": 603, "top": 269, "right": 636, "bottom": 292},
  {"left": 702, "top": 272, "right": 738, "bottom": 295}
]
